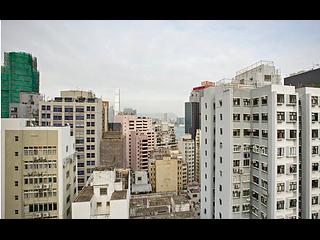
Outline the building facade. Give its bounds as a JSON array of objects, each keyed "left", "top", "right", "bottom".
[
  {"left": 1, "top": 52, "right": 40, "bottom": 118},
  {"left": 201, "top": 61, "right": 299, "bottom": 219},
  {"left": 1, "top": 118, "right": 77, "bottom": 219},
  {"left": 178, "top": 134, "right": 195, "bottom": 183},
  {"left": 284, "top": 67, "right": 320, "bottom": 88},
  {"left": 72, "top": 168, "right": 130, "bottom": 219},
  {"left": 38, "top": 90, "right": 103, "bottom": 191},
  {"left": 154, "top": 121, "right": 177, "bottom": 150}
]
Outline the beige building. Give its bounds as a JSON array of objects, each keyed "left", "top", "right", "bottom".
[
  {"left": 149, "top": 149, "right": 187, "bottom": 193},
  {"left": 38, "top": 90, "right": 103, "bottom": 191},
  {"left": 1, "top": 118, "right": 77, "bottom": 219}
]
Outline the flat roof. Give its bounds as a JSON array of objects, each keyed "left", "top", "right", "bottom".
[
  {"left": 172, "top": 195, "right": 189, "bottom": 204},
  {"left": 111, "top": 190, "right": 127, "bottom": 200},
  {"left": 74, "top": 186, "right": 93, "bottom": 202}
]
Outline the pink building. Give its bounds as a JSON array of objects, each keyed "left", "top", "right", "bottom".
[{"left": 114, "top": 114, "right": 156, "bottom": 170}]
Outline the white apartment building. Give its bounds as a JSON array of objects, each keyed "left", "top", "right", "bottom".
[
  {"left": 201, "top": 61, "right": 299, "bottom": 219},
  {"left": 1, "top": 118, "right": 77, "bottom": 219},
  {"left": 131, "top": 170, "right": 152, "bottom": 194},
  {"left": 178, "top": 134, "right": 195, "bottom": 183},
  {"left": 38, "top": 90, "right": 103, "bottom": 191},
  {"left": 297, "top": 87, "right": 320, "bottom": 219},
  {"left": 72, "top": 168, "right": 130, "bottom": 219}
]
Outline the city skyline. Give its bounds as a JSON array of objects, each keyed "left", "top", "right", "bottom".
[{"left": 2, "top": 20, "right": 320, "bottom": 116}]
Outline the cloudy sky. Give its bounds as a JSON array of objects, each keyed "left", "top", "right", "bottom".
[{"left": 2, "top": 20, "right": 320, "bottom": 116}]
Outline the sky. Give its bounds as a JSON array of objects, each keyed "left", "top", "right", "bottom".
[{"left": 2, "top": 20, "right": 320, "bottom": 117}]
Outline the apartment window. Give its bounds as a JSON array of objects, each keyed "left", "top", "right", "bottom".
[
  {"left": 243, "top": 98, "right": 250, "bottom": 106},
  {"left": 205, "top": 115, "right": 207, "bottom": 121},
  {"left": 243, "top": 189, "right": 250, "bottom": 197},
  {"left": 15, "top": 166, "right": 18, "bottom": 171},
  {"left": 240, "top": 159, "right": 249, "bottom": 168},
  {"left": 220, "top": 171, "right": 223, "bottom": 177},
  {"left": 288, "top": 112, "right": 297, "bottom": 122},
  {"left": 53, "top": 106, "right": 62, "bottom": 112},
  {"left": 233, "top": 98, "right": 240, "bottom": 106},
  {"left": 76, "top": 107, "right": 84, "bottom": 112},
  {"left": 220, "top": 157, "right": 222, "bottom": 164},
  {"left": 233, "top": 160, "right": 240, "bottom": 167},
  {"left": 15, "top": 152, "right": 19, "bottom": 156},
  {"left": 220, "top": 128, "right": 223, "bottom": 135},
  {"left": 233, "top": 129, "right": 240, "bottom": 137},
  {"left": 261, "top": 113, "right": 268, "bottom": 122},
  {"left": 277, "top": 130, "right": 285, "bottom": 139},
  {"left": 312, "top": 179, "right": 319, "bottom": 189},
  {"left": 261, "top": 96, "right": 268, "bottom": 105},
  {"left": 243, "top": 114, "right": 251, "bottom": 121},
  {"left": 312, "top": 146, "right": 319, "bottom": 155},
  {"left": 205, "top": 185, "right": 207, "bottom": 191},
  {"left": 288, "top": 95, "right": 297, "bottom": 105},
  {"left": 261, "top": 179, "right": 268, "bottom": 189},
  {"left": 312, "top": 196, "right": 319, "bottom": 205},
  {"left": 219, "top": 185, "right": 222, "bottom": 191},
  {"left": 205, "top": 127, "right": 207, "bottom": 132},
  {"left": 277, "top": 94, "right": 285, "bottom": 104},
  {"left": 233, "top": 145, "right": 241, "bottom": 152},
  {"left": 289, "top": 199, "right": 297, "bottom": 208},
  {"left": 289, "top": 130, "right": 297, "bottom": 139},
  {"left": 205, "top": 162, "right": 207, "bottom": 168},
  {"left": 252, "top": 114, "right": 259, "bottom": 122},
  {"left": 220, "top": 114, "right": 222, "bottom": 120},
  {"left": 100, "top": 188, "right": 108, "bottom": 195},
  {"left": 312, "top": 112, "right": 319, "bottom": 122},
  {"left": 260, "top": 146, "right": 268, "bottom": 156},
  {"left": 312, "top": 129, "right": 319, "bottom": 139},
  {"left": 205, "top": 103, "right": 207, "bottom": 109},
  {"left": 287, "top": 147, "right": 297, "bottom": 157},
  {"left": 205, "top": 138, "right": 207, "bottom": 145},
  {"left": 219, "top": 199, "right": 222, "bottom": 205},
  {"left": 15, "top": 181, "right": 18, "bottom": 186},
  {"left": 242, "top": 129, "right": 250, "bottom": 137},
  {"left": 252, "top": 129, "right": 259, "bottom": 137},
  {"left": 277, "top": 182, "right": 285, "bottom": 192},
  {"left": 261, "top": 162, "right": 268, "bottom": 172},
  {"left": 219, "top": 100, "right": 222, "bottom": 107},
  {"left": 15, "top": 136, "right": 19, "bottom": 141},
  {"left": 312, "top": 163, "right": 319, "bottom": 172},
  {"left": 233, "top": 190, "right": 240, "bottom": 198},
  {"left": 233, "top": 114, "right": 240, "bottom": 121},
  {"left": 277, "top": 200, "right": 285, "bottom": 210},
  {"left": 252, "top": 191, "right": 259, "bottom": 200},
  {"left": 252, "top": 98, "right": 259, "bottom": 106},
  {"left": 311, "top": 96, "right": 319, "bottom": 106},
  {"left": 232, "top": 205, "right": 240, "bottom": 213},
  {"left": 277, "top": 147, "right": 285, "bottom": 157},
  {"left": 252, "top": 175, "right": 259, "bottom": 185},
  {"left": 261, "top": 195, "right": 268, "bottom": 206},
  {"left": 220, "top": 142, "right": 223, "bottom": 149},
  {"left": 261, "top": 130, "right": 268, "bottom": 138},
  {"left": 277, "top": 112, "right": 285, "bottom": 122},
  {"left": 277, "top": 165, "right": 285, "bottom": 174}
]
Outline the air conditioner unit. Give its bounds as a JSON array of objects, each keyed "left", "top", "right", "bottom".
[{"left": 36, "top": 213, "right": 42, "bottom": 218}]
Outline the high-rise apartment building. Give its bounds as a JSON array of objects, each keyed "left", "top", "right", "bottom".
[
  {"left": 284, "top": 67, "right": 320, "bottom": 88},
  {"left": 297, "top": 87, "right": 320, "bottom": 219},
  {"left": 114, "top": 114, "right": 156, "bottom": 170},
  {"left": 201, "top": 61, "right": 300, "bottom": 219},
  {"left": 1, "top": 52, "right": 40, "bottom": 118},
  {"left": 178, "top": 134, "right": 195, "bottom": 183},
  {"left": 1, "top": 118, "right": 77, "bottom": 219},
  {"left": 38, "top": 90, "right": 103, "bottom": 191},
  {"left": 154, "top": 121, "right": 177, "bottom": 150}
]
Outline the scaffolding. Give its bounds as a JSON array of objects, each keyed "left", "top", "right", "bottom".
[{"left": 1, "top": 52, "right": 39, "bottom": 118}]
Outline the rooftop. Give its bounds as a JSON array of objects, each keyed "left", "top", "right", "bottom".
[
  {"left": 172, "top": 195, "right": 190, "bottom": 204},
  {"left": 111, "top": 190, "right": 127, "bottom": 200},
  {"left": 74, "top": 186, "right": 93, "bottom": 202}
]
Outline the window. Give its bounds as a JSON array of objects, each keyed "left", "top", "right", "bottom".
[
  {"left": 205, "top": 115, "right": 207, "bottom": 121},
  {"left": 233, "top": 190, "right": 240, "bottom": 198},
  {"left": 312, "top": 163, "right": 319, "bottom": 172},
  {"left": 233, "top": 114, "right": 240, "bottom": 121},
  {"left": 277, "top": 165, "right": 285, "bottom": 174},
  {"left": 76, "top": 107, "right": 84, "bottom": 112},
  {"left": 219, "top": 185, "right": 222, "bottom": 191},
  {"left": 264, "top": 75, "right": 271, "bottom": 82},
  {"left": 205, "top": 138, "right": 207, "bottom": 144},
  {"left": 311, "top": 96, "right": 319, "bottom": 106},
  {"left": 252, "top": 191, "right": 258, "bottom": 200},
  {"left": 288, "top": 95, "right": 297, "bottom": 105},
  {"left": 277, "top": 112, "right": 285, "bottom": 122},
  {"left": 233, "top": 160, "right": 240, "bottom": 167},
  {"left": 289, "top": 199, "right": 297, "bottom": 208},
  {"left": 261, "top": 179, "right": 268, "bottom": 189},
  {"left": 243, "top": 189, "right": 250, "bottom": 197},
  {"left": 243, "top": 159, "right": 250, "bottom": 167},
  {"left": 15, "top": 210, "right": 19, "bottom": 215},
  {"left": 261, "top": 96, "right": 268, "bottom": 105},
  {"left": 243, "top": 98, "right": 250, "bottom": 106},
  {"left": 277, "top": 147, "right": 285, "bottom": 157},
  {"left": 312, "top": 112, "right": 319, "bottom": 122},
  {"left": 243, "top": 129, "right": 251, "bottom": 137},
  {"left": 260, "top": 146, "right": 268, "bottom": 155},
  {"left": 15, "top": 181, "right": 18, "bottom": 186},
  {"left": 252, "top": 175, "right": 259, "bottom": 185},
  {"left": 252, "top": 114, "right": 259, "bottom": 122},
  {"left": 312, "top": 179, "right": 319, "bottom": 189},
  {"left": 312, "top": 146, "right": 319, "bottom": 155},
  {"left": 261, "top": 113, "right": 268, "bottom": 122},
  {"left": 277, "top": 182, "right": 285, "bottom": 192},
  {"left": 233, "top": 145, "right": 241, "bottom": 152},
  {"left": 252, "top": 129, "right": 259, "bottom": 137},
  {"left": 288, "top": 112, "right": 297, "bottom": 122},
  {"left": 15, "top": 152, "right": 19, "bottom": 156},
  {"left": 277, "top": 130, "right": 285, "bottom": 139},
  {"left": 233, "top": 129, "right": 240, "bottom": 137},
  {"left": 261, "top": 163, "right": 268, "bottom": 172},
  {"left": 219, "top": 100, "right": 222, "bottom": 107},
  {"left": 15, "top": 166, "right": 18, "bottom": 171},
  {"left": 312, "top": 129, "right": 319, "bottom": 139},
  {"left": 277, "top": 94, "right": 284, "bottom": 104},
  {"left": 277, "top": 200, "right": 285, "bottom": 210},
  {"left": 289, "top": 130, "right": 297, "bottom": 139},
  {"left": 220, "top": 128, "right": 223, "bottom": 135},
  {"left": 261, "top": 195, "right": 268, "bottom": 206},
  {"left": 220, "top": 114, "right": 222, "bottom": 120},
  {"left": 15, "top": 136, "right": 19, "bottom": 141},
  {"left": 220, "top": 157, "right": 222, "bottom": 164},
  {"left": 252, "top": 98, "right": 259, "bottom": 106},
  {"left": 100, "top": 188, "right": 108, "bottom": 195},
  {"left": 287, "top": 147, "right": 297, "bottom": 157},
  {"left": 243, "top": 114, "right": 250, "bottom": 121},
  {"left": 233, "top": 98, "right": 240, "bottom": 106},
  {"left": 312, "top": 196, "right": 319, "bottom": 205},
  {"left": 262, "top": 130, "right": 268, "bottom": 138},
  {"left": 232, "top": 205, "right": 240, "bottom": 213}
]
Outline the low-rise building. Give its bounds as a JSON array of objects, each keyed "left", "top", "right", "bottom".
[
  {"left": 131, "top": 170, "right": 152, "bottom": 194},
  {"left": 72, "top": 167, "right": 130, "bottom": 219}
]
